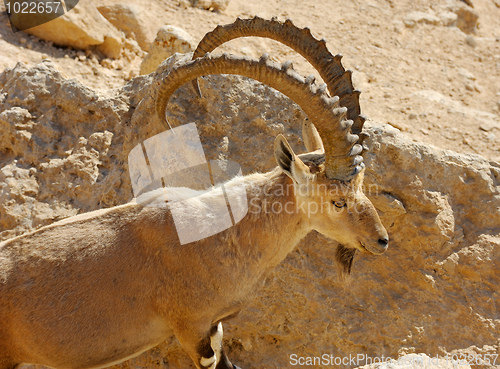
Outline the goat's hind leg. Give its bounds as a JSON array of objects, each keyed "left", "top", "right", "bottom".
[{"left": 176, "top": 322, "right": 240, "bottom": 369}]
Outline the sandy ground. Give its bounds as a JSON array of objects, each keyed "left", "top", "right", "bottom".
[{"left": 0, "top": 0, "right": 499, "bottom": 162}]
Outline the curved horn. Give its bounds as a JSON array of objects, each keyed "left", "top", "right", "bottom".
[
  {"left": 155, "top": 53, "right": 363, "bottom": 180},
  {"left": 302, "top": 120, "right": 324, "bottom": 152},
  {"left": 191, "top": 16, "right": 365, "bottom": 136}
]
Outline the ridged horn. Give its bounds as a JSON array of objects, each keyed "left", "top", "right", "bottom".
[
  {"left": 191, "top": 16, "right": 366, "bottom": 136},
  {"left": 302, "top": 120, "right": 324, "bottom": 152},
  {"left": 155, "top": 53, "right": 363, "bottom": 180}
]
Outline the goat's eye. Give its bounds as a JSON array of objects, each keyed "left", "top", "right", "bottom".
[{"left": 332, "top": 200, "right": 346, "bottom": 208}]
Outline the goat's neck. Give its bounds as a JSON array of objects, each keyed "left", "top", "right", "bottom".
[{"left": 227, "top": 168, "right": 310, "bottom": 274}]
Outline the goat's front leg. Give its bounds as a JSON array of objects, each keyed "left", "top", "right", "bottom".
[{"left": 175, "top": 322, "right": 240, "bottom": 369}]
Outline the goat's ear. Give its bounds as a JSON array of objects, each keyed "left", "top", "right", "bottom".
[
  {"left": 302, "top": 120, "right": 324, "bottom": 152},
  {"left": 274, "top": 135, "right": 311, "bottom": 183}
]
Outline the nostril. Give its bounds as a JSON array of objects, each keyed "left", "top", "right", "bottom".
[{"left": 378, "top": 238, "right": 389, "bottom": 247}]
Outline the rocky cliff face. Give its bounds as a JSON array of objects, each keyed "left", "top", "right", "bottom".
[{"left": 1, "top": 56, "right": 498, "bottom": 368}]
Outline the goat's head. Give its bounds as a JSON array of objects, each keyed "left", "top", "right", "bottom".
[
  {"left": 186, "top": 16, "right": 388, "bottom": 267},
  {"left": 274, "top": 125, "right": 388, "bottom": 260},
  {"left": 154, "top": 18, "right": 388, "bottom": 272}
]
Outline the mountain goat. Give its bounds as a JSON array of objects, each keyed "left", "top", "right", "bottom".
[{"left": 0, "top": 17, "right": 388, "bottom": 369}]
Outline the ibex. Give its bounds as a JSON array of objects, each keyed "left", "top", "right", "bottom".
[{"left": 0, "top": 17, "right": 388, "bottom": 369}]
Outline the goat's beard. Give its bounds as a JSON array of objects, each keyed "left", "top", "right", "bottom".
[{"left": 335, "top": 244, "right": 357, "bottom": 276}]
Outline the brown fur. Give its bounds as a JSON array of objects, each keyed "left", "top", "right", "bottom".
[
  {"left": 0, "top": 139, "right": 387, "bottom": 369},
  {"left": 335, "top": 244, "right": 357, "bottom": 275}
]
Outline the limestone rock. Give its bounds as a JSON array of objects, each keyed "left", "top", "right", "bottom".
[
  {"left": 97, "top": 35, "right": 123, "bottom": 60},
  {"left": 455, "top": 6, "right": 479, "bottom": 34},
  {"left": 403, "top": 11, "right": 441, "bottom": 27},
  {"left": 190, "top": 0, "right": 230, "bottom": 12},
  {"left": 0, "top": 60, "right": 131, "bottom": 238},
  {"left": 0, "top": 57, "right": 499, "bottom": 368},
  {"left": 403, "top": 5, "right": 478, "bottom": 34},
  {"left": 436, "top": 1, "right": 479, "bottom": 34},
  {"left": 97, "top": 4, "right": 160, "bottom": 52},
  {"left": 438, "top": 11, "right": 458, "bottom": 27},
  {"left": 139, "top": 26, "right": 194, "bottom": 75},
  {"left": 11, "top": 0, "right": 123, "bottom": 58},
  {"left": 459, "top": 0, "right": 474, "bottom": 7}
]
